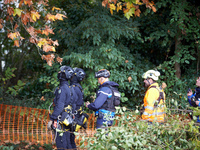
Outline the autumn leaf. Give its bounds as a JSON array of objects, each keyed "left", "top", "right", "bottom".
[
  {"left": 24, "top": 0, "right": 33, "bottom": 7},
  {"left": 53, "top": 40, "right": 59, "bottom": 46},
  {"left": 0, "top": 24, "right": 3, "bottom": 29},
  {"left": 55, "top": 14, "right": 67, "bottom": 20},
  {"left": 56, "top": 56, "right": 63, "bottom": 65},
  {"left": 135, "top": 8, "right": 141, "bottom": 17},
  {"left": 14, "top": 40, "right": 20, "bottom": 47},
  {"left": 46, "top": 14, "right": 55, "bottom": 21},
  {"left": 102, "top": 0, "right": 109, "bottom": 7},
  {"left": 42, "top": 26, "right": 54, "bottom": 36},
  {"left": 40, "top": 96, "right": 45, "bottom": 101},
  {"left": 126, "top": 2, "right": 134, "bottom": 10},
  {"left": 43, "top": 44, "right": 56, "bottom": 52},
  {"left": 13, "top": 8, "right": 22, "bottom": 17},
  {"left": 21, "top": 13, "right": 30, "bottom": 25},
  {"left": 37, "top": 38, "right": 48, "bottom": 48},
  {"left": 125, "top": 60, "right": 129, "bottom": 63},
  {"left": 14, "top": 24, "right": 18, "bottom": 30},
  {"left": 52, "top": 7, "right": 61, "bottom": 11},
  {"left": 109, "top": 4, "right": 116, "bottom": 15},
  {"left": 117, "top": 2, "right": 122, "bottom": 12},
  {"left": 31, "top": 11, "right": 41, "bottom": 22},
  {"left": 29, "top": 37, "right": 37, "bottom": 44},
  {"left": 124, "top": 7, "right": 135, "bottom": 20},
  {"left": 8, "top": 32, "right": 17, "bottom": 40},
  {"left": 41, "top": 54, "right": 55, "bottom": 66},
  {"left": 7, "top": 7, "right": 14, "bottom": 16},
  {"left": 128, "top": 76, "right": 132, "bottom": 82},
  {"left": 27, "top": 26, "right": 35, "bottom": 36}
]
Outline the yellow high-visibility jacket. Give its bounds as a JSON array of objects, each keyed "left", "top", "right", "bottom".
[{"left": 142, "top": 83, "right": 166, "bottom": 122}]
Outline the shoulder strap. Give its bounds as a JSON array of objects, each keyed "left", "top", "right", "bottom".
[{"left": 149, "top": 86, "right": 164, "bottom": 107}]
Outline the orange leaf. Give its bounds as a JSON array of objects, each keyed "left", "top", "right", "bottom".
[
  {"left": 135, "top": 8, "right": 141, "bottom": 17},
  {"left": 40, "top": 96, "right": 45, "bottom": 101},
  {"left": 8, "top": 32, "right": 17, "bottom": 40},
  {"left": 7, "top": 7, "right": 14, "bottom": 16},
  {"left": 29, "top": 37, "right": 37, "bottom": 44},
  {"left": 56, "top": 56, "right": 63, "bottom": 65},
  {"left": 14, "top": 40, "right": 20, "bottom": 47},
  {"left": 41, "top": 54, "right": 55, "bottom": 66},
  {"left": 21, "top": 13, "right": 30, "bottom": 25},
  {"left": 0, "top": 24, "right": 3, "bottom": 29},
  {"left": 128, "top": 76, "right": 132, "bottom": 82},
  {"left": 14, "top": 24, "right": 18, "bottom": 30},
  {"left": 55, "top": 14, "right": 67, "bottom": 20},
  {"left": 24, "top": 0, "right": 33, "bottom": 7},
  {"left": 53, "top": 40, "right": 59, "bottom": 46},
  {"left": 42, "top": 26, "right": 54, "bottom": 36},
  {"left": 125, "top": 60, "right": 129, "bottom": 63},
  {"left": 43, "top": 44, "right": 55, "bottom": 52},
  {"left": 27, "top": 26, "right": 35, "bottom": 36},
  {"left": 102, "top": 0, "right": 109, "bottom": 7}
]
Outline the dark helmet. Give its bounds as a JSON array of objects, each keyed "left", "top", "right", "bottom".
[
  {"left": 73, "top": 68, "right": 86, "bottom": 81},
  {"left": 95, "top": 69, "right": 110, "bottom": 78},
  {"left": 60, "top": 66, "right": 74, "bottom": 80}
]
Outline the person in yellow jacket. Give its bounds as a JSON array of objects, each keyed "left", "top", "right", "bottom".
[{"left": 142, "top": 70, "right": 166, "bottom": 123}]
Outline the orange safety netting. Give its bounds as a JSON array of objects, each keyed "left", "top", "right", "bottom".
[{"left": 0, "top": 104, "right": 96, "bottom": 145}]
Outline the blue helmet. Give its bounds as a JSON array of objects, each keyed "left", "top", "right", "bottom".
[
  {"left": 60, "top": 66, "right": 74, "bottom": 80},
  {"left": 95, "top": 69, "right": 110, "bottom": 78}
]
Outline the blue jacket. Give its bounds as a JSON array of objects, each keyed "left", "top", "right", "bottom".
[
  {"left": 188, "top": 87, "right": 200, "bottom": 123},
  {"left": 88, "top": 81, "right": 119, "bottom": 111},
  {"left": 50, "top": 80, "right": 78, "bottom": 121}
]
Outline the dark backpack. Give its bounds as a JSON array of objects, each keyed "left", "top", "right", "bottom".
[
  {"left": 100, "top": 85, "right": 121, "bottom": 111},
  {"left": 110, "top": 86, "right": 121, "bottom": 106}
]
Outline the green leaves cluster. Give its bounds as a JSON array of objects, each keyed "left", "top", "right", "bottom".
[{"left": 77, "top": 107, "right": 200, "bottom": 150}]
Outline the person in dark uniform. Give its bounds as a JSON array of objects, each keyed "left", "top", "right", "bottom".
[
  {"left": 69, "top": 67, "right": 86, "bottom": 149},
  {"left": 85, "top": 69, "right": 120, "bottom": 129},
  {"left": 50, "top": 65, "right": 77, "bottom": 150},
  {"left": 187, "top": 76, "right": 200, "bottom": 123}
]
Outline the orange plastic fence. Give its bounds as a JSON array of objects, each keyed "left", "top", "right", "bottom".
[{"left": 0, "top": 104, "right": 96, "bottom": 145}]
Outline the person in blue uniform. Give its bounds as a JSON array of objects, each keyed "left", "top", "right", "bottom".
[
  {"left": 86, "top": 69, "right": 119, "bottom": 129},
  {"left": 50, "top": 65, "right": 77, "bottom": 150},
  {"left": 69, "top": 67, "right": 86, "bottom": 149},
  {"left": 187, "top": 76, "right": 200, "bottom": 123}
]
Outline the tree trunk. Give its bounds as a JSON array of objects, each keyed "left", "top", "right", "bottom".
[{"left": 174, "top": 31, "right": 181, "bottom": 79}]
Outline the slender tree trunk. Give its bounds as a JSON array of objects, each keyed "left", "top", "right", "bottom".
[{"left": 174, "top": 31, "right": 181, "bottom": 79}]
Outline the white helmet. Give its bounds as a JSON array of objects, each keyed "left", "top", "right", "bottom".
[{"left": 142, "top": 70, "right": 160, "bottom": 81}]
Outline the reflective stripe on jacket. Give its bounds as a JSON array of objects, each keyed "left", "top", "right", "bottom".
[{"left": 142, "top": 83, "right": 166, "bottom": 122}]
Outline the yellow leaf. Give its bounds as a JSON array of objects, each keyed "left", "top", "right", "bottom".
[
  {"left": 46, "top": 14, "right": 55, "bottom": 21},
  {"left": 37, "top": 38, "right": 48, "bottom": 48},
  {"left": 31, "top": 11, "right": 41, "bottom": 22},
  {"left": 126, "top": 2, "right": 133, "bottom": 9},
  {"left": 117, "top": 2, "right": 122, "bottom": 12},
  {"left": 110, "top": 4, "right": 116, "bottom": 10},
  {"left": 52, "top": 7, "right": 61, "bottom": 11},
  {"left": 13, "top": 8, "right": 22, "bottom": 17}
]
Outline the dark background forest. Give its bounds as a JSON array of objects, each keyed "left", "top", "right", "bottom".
[{"left": 0, "top": 0, "right": 200, "bottom": 112}]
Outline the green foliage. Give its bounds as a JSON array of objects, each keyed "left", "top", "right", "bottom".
[
  {"left": 0, "top": 141, "right": 54, "bottom": 150},
  {"left": 77, "top": 107, "right": 200, "bottom": 149}
]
